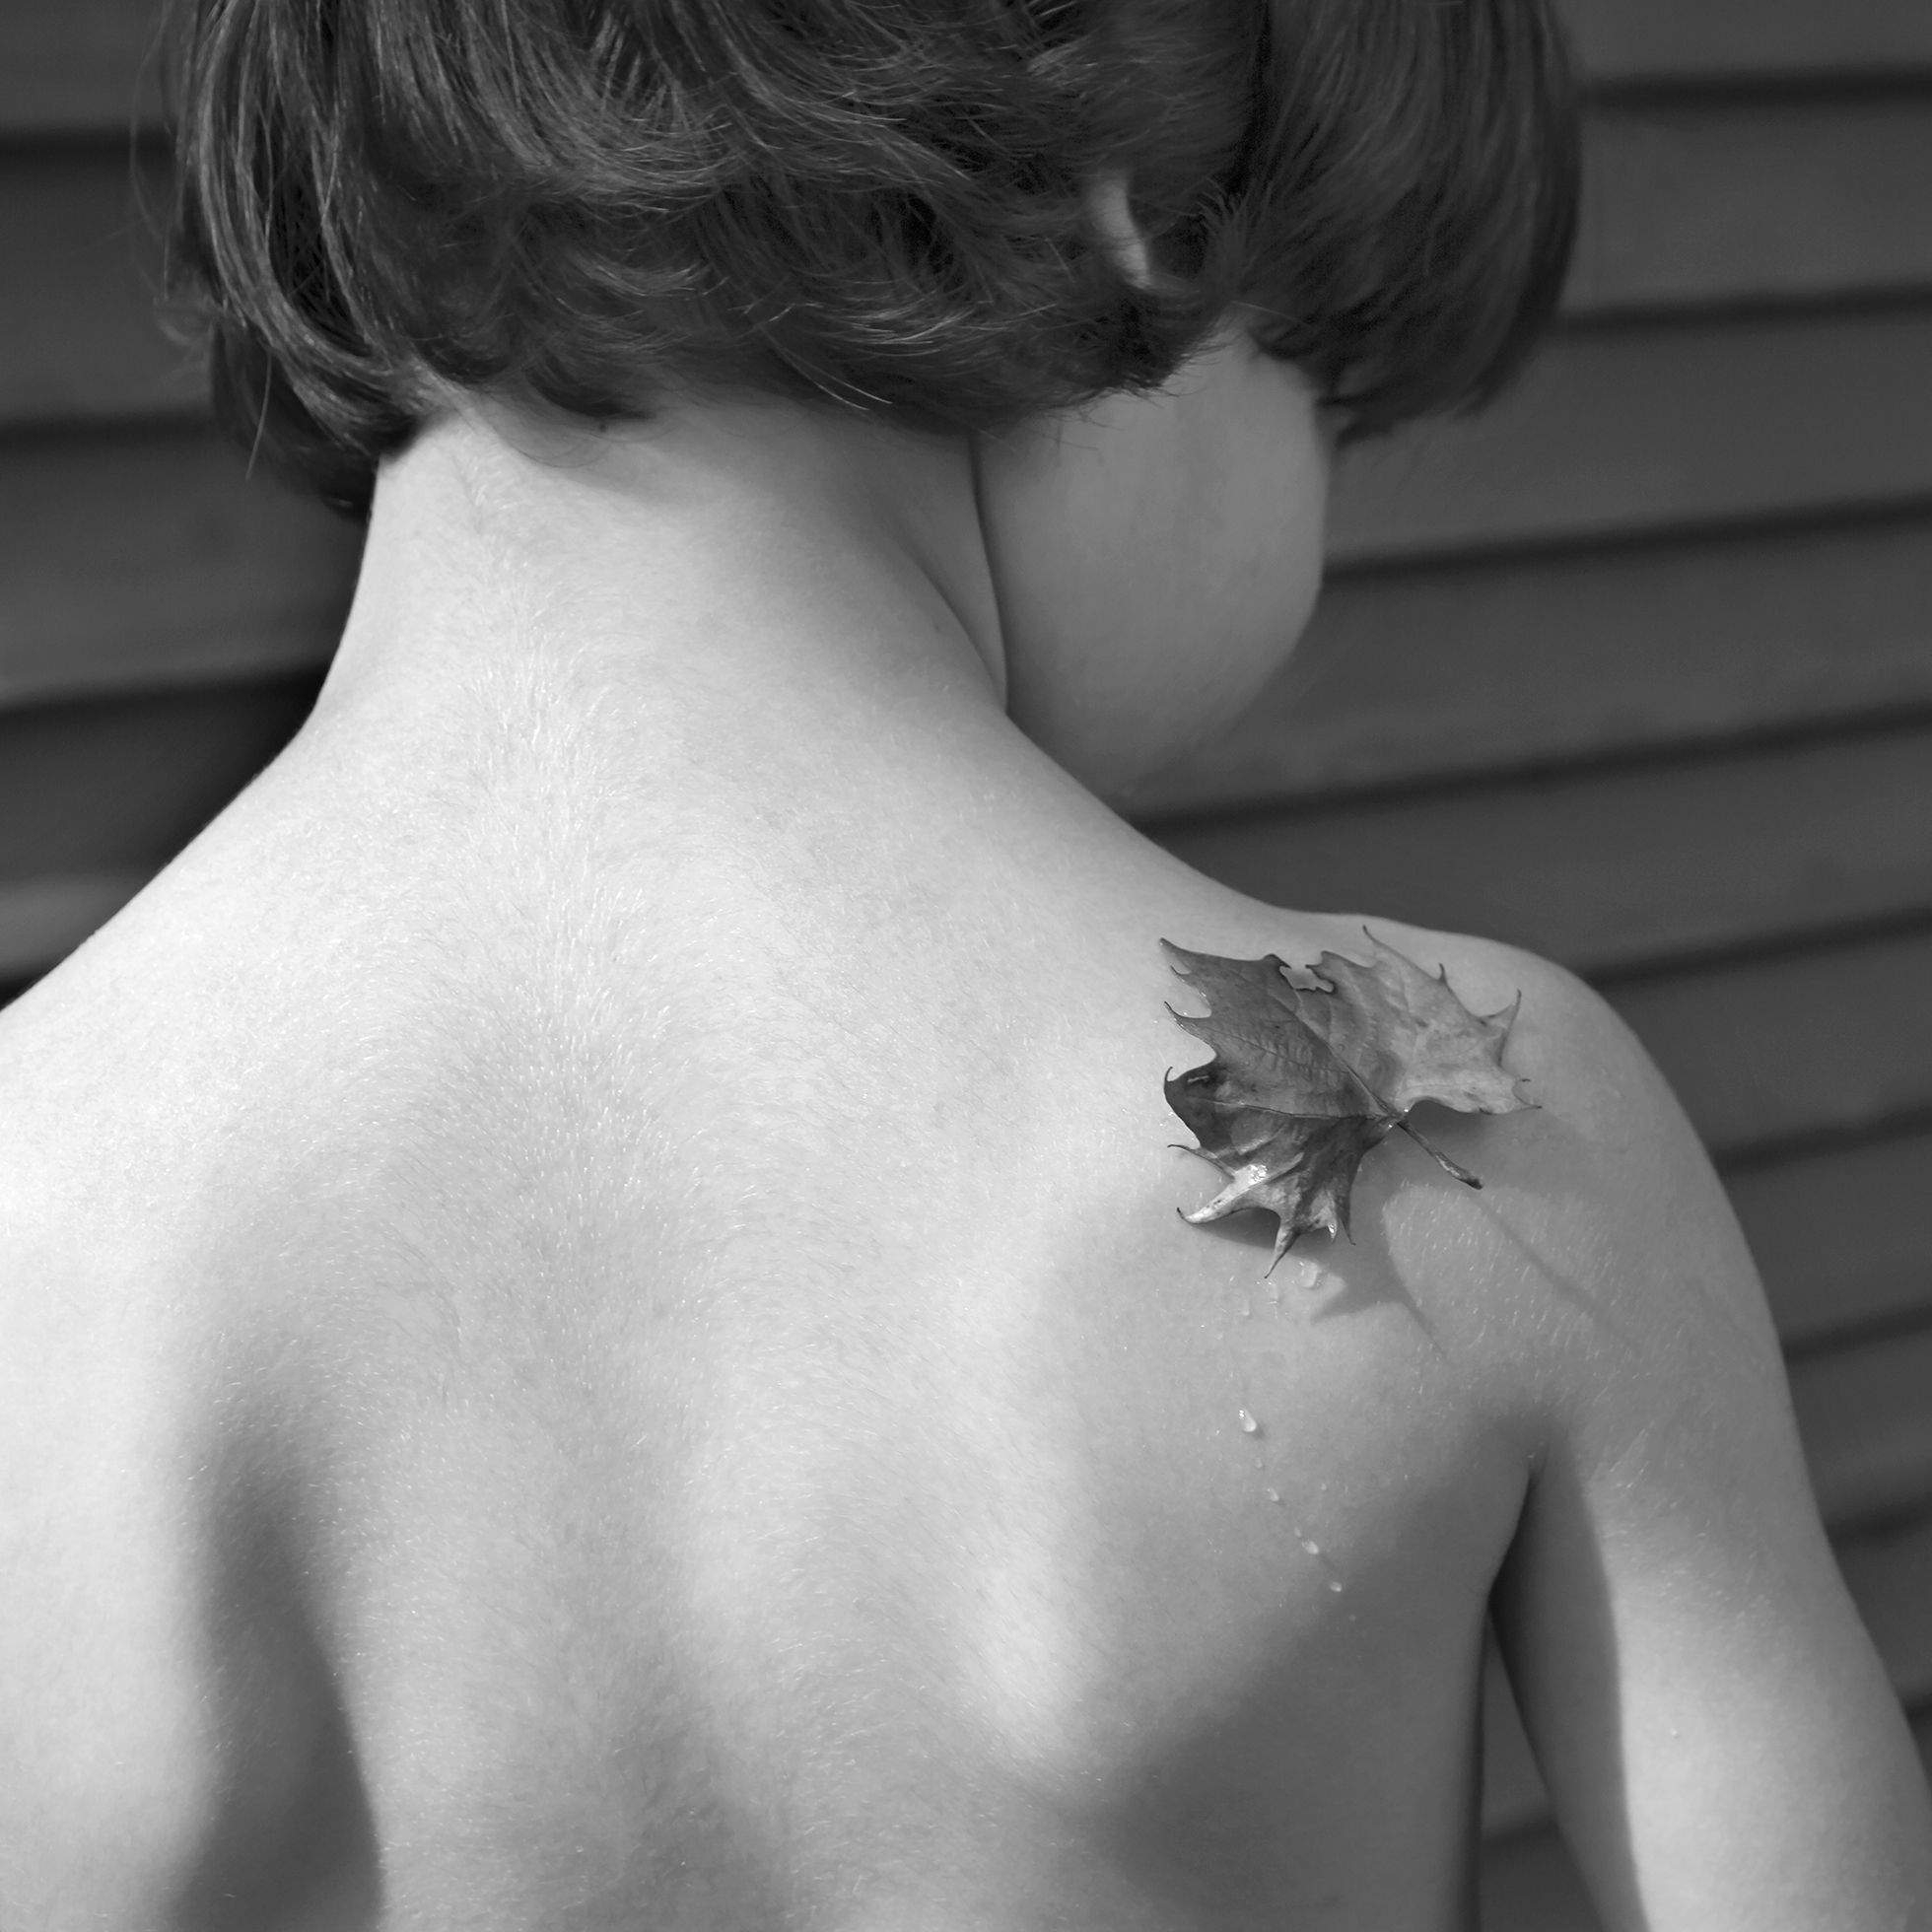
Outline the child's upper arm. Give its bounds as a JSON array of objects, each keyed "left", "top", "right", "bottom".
[{"left": 1482, "top": 955, "right": 1932, "bottom": 1930}]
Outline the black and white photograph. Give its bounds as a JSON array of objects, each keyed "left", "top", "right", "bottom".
[{"left": 2, "top": 1, "right": 1930, "bottom": 1926}]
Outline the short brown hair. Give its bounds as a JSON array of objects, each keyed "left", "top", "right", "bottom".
[{"left": 171, "top": 0, "right": 1579, "bottom": 516}]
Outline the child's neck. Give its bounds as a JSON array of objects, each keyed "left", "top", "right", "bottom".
[{"left": 315, "top": 398, "right": 1010, "bottom": 754}]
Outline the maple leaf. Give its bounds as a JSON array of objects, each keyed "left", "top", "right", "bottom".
[{"left": 1162, "top": 931, "right": 1532, "bottom": 1270}]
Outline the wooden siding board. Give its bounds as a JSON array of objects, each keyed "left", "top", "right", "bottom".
[
  {"left": 0, "top": 681, "right": 318, "bottom": 880},
  {"left": 1151, "top": 726, "right": 1932, "bottom": 978},
  {"left": 1732, "top": 1130, "right": 1932, "bottom": 1353},
  {"left": 0, "top": 144, "right": 199, "bottom": 429},
  {"left": 0, "top": 426, "right": 357, "bottom": 707},
  {"left": 1793, "top": 1327, "right": 1932, "bottom": 1533},
  {"left": 11, "top": 0, "right": 1932, "bottom": 138},
  {"left": 1837, "top": 1513, "right": 1932, "bottom": 1710},
  {"left": 0, "top": 0, "right": 161, "bottom": 137},
  {"left": 1131, "top": 517, "right": 1932, "bottom": 820},
  {"left": 0, "top": 870, "right": 148, "bottom": 982},
  {"left": 1480, "top": 1824, "right": 1600, "bottom": 1932},
  {"left": 1562, "top": 0, "right": 1932, "bottom": 84},
  {"left": 1328, "top": 310, "right": 1932, "bottom": 566},
  {"left": 1570, "top": 97, "right": 1932, "bottom": 315},
  {"left": 1607, "top": 929, "right": 1932, "bottom": 1162}
]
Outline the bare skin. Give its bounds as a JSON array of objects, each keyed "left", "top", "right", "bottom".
[{"left": 1, "top": 358, "right": 1928, "bottom": 1930}]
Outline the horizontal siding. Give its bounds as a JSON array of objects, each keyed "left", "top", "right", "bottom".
[
  {"left": 0, "top": 425, "right": 356, "bottom": 709},
  {"left": 1606, "top": 928, "right": 1932, "bottom": 1162},
  {"left": 1131, "top": 514, "right": 1932, "bottom": 818},
  {"left": 1564, "top": 0, "right": 1932, "bottom": 83},
  {"left": 1730, "top": 1132, "right": 1932, "bottom": 1354},
  {"left": 1152, "top": 724, "right": 1932, "bottom": 977},
  {"left": 10, "top": 0, "right": 1932, "bottom": 139},
  {"left": 0, "top": 0, "right": 161, "bottom": 137},
  {"left": 1330, "top": 309, "right": 1932, "bottom": 565},
  {"left": 1795, "top": 1331, "right": 1932, "bottom": 1534},
  {"left": 0, "top": 680, "right": 320, "bottom": 878},
  {"left": 0, "top": 869, "right": 149, "bottom": 984},
  {"left": 1571, "top": 95, "right": 1932, "bottom": 315},
  {"left": 1468, "top": 15, "right": 1932, "bottom": 1917},
  {"left": 0, "top": 143, "right": 194, "bottom": 428},
  {"left": 1839, "top": 1518, "right": 1932, "bottom": 1707}
]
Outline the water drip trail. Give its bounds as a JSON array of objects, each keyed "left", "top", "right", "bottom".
[{"left": 1290, "top": 1531, "right": 1346, "bottom": 1595}]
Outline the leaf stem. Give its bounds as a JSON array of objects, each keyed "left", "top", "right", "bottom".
[{"left": 1397, "top": 1119, "right": 1484, "bottom": 1189}]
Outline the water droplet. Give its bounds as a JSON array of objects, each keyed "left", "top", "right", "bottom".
[
  {"left": 1243, "top": 1299, "right": 1252, "bottom": 1319},
  {"left": 1265, "top": 1487, "right": 1281, "bottom": 1504},
  {"left": 1327, "top": 1578, "right": 1345, "bottom": 1594},
  {"left": 1238, "top": 1409, "right": 1258, "bottom": 1434},
  {"left": 1300, "top": 1538, "right": 1321, "bottom": 1556},
  {"left": 1252, "top": 1455, "right": 1265, "bottom": 1469}
]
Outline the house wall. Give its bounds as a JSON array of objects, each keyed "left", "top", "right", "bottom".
[
  {"left": 1137, "top": 7, "right": 1932, "bottom": 1921},
  {"left": 2, "top": 4, "right": 1928, "bottom": 1924}
]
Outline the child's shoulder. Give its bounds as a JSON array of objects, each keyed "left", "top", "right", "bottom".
[
  {"left": 1320, "top": 910, "right": 1784, "bottom": 1460},
  {"left": 1159, "top": 892, "right": 1781, "bottom": 1394}
]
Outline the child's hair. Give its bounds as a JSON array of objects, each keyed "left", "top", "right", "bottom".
[{"left": 169, "top": 0, "right": 1578, "bottom": 517}]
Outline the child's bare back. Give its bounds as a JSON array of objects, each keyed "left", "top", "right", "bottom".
[
  {"left": 4, "top": 0, "right": 1930, "bottom": 1924},
  {"left": 3, "top": 405, "right": 1926, "bottom": 1929},
  {"left": 1, "top": 760, "right": 1523, "bottom": 1927}
]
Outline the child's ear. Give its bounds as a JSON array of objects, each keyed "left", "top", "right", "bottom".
[{"left": 1086, "top": 170, "right": 1156, "bottom": 288}]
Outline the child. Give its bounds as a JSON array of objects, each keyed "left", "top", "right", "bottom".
[{"left": 3, "top": 1, "right": 1927, "bottom": 1925}]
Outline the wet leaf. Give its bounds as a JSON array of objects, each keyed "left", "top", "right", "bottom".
[{"left": 1162, "top": 931, "right": 1532, "bottom": 1270}]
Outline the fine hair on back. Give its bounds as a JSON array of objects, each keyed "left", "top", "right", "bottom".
[{"left": 169, "top": 0, "right": 1580, "bottom": 516}]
